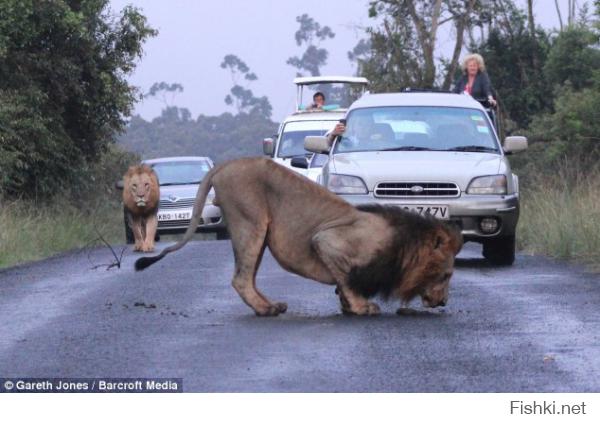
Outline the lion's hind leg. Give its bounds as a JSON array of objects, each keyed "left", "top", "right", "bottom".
[{"left": 229, "top": 220, "right": 286, "bottom": 317}]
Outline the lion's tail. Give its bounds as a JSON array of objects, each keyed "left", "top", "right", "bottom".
[{"left": 135, "top": 165, "right": 221, "bottom": 272}]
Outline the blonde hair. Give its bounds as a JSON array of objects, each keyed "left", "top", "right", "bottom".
[{"left": 461, "top": 53, "right": 486, "bottom": 73}]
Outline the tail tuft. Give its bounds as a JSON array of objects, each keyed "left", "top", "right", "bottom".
[{"left": 135, "top": 255, "right": 163, "bottom": 271}]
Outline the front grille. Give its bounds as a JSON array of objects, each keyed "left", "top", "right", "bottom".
[
  {"left": 158, "top": 217, "right": 221, "bottom": 228},
  {"left": 159, "top": 198, "right": 196, "bottom": 210},
  {"left": 374, "top": 182, "right": 460, "bottom": 198}
]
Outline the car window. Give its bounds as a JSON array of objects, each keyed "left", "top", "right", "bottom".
[
  {"left": 335, "top": 107, "right": 498, "bottom": 154},
  {"left": 310, "top": 153, "right": 329, "bottom": 168},
  {"left": 278, "top": 120, "right": 337, "bottom": 158},
  {"left": 151, "top": 161, "right": 211, "bottom": 185}
]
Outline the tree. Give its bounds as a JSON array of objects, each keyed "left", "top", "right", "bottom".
[
  {"left": 358, "top": 0, "right": 477, "bottom": 91},
  {"left": 145, "top": 82, "right": 184, "bottom": 107},
  {"left": 119, "top": 109, "right": 277, "bottom": 164},
  {"left": 286, "top": 14, "right": 335, "bottom": 77},
  {"left": 0, "top": 0, "right": 156, "bottom": 199},
  {"left": 543, "top": 26, "right": 600, "bottom": 91},
  {"left": 220, "top": 54, "right": 272, "bottom": 118},
  {"left": 526, "top": 73, "right": 600, "bottom": 167},
  {"left": 474, "top": 4, "right": 551, "bottom": 129}
]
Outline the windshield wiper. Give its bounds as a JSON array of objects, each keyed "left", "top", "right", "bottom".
[
  {"left": 445, "top": 145, "right": 498, "bottom": 152},
  {"left": 380, "top": 146, "right": 437, "bottom": 151}
]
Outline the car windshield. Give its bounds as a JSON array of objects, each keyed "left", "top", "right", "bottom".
[
  {"left": 277, "top": 120, "right": 337, "bottom": 158},
  {"left": 334, "top": 106, "right": 499, "bottom": 154},
  {"left": 151, "top": 161, "right": 211, "bottom": 185}
]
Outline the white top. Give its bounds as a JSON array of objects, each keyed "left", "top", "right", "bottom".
[{"left": 293, "top": 76, "right": 369, "bottom": 86}]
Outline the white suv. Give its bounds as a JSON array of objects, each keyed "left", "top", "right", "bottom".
[
  {"left": 263, "top": 76, "right": 369, "bottom": 181},
  {"left": 306, "top": 92, "right": 528, "bottom": 265},
  {"left": 264, "top": 110, "right": 344, "bottom": 180}
]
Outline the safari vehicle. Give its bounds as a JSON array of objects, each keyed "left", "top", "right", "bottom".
[
  {"left": 121, "top": 156, "right": 228, "bottom": 242},
  {"left": 305, "top": 91, "right": 528, "bottom": 265},
  {"left": 263, "top": 76, "right": 369, "bottom": 179}
]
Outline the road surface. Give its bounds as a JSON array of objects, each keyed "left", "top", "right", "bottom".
[{"left": 1, "top": 240, "right": 599, "bottom": 392}]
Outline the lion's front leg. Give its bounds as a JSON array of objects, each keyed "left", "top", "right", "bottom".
[
  {"left": 130, "top": 216, "right": 144, "bottom": 252},
  {"left": 334, "top": 285, "right": 380, "bottom": 316},
  {"left": 313, "top": 230, "right": 380, "bottom": 316},
  {"left": 141, "top": 213, "right": 158, "bottom": 252}
]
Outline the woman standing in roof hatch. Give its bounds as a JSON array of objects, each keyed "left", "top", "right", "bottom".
[{"left": 453, "top": 53, "right": 497, "bottom": 108}]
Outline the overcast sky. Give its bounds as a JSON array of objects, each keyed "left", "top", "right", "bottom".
[{"left": 109, "top": 0, "right": 589, "bottom": 122}]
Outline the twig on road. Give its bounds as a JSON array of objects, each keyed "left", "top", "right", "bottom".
[{"left": 86, "top": 228, "right": 126, "bottom": 271}]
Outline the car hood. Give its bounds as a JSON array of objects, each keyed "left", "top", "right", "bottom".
[{"left": 330, "top": 151, "right": 504, "bottom": 191}]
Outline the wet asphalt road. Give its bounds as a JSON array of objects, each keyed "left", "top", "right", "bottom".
[{"left": 1, "top": 240, "right": 600, "bottom": 392}]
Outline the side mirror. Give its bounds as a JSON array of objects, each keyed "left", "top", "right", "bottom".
[
  {"left": 503, "top": 136, "right": 528, "bottom": 154},
  {"left": 263, "top": 137, "right": 274, "bottom": 156},
  {"left": 115, "top": 180, "right": 124, "bottom": 190},
  {"left": 291, "top": 156, "right": 309, "bottom": 169},
  {"left": 305, "top": 135, "right": 331, "bottom": 154}
]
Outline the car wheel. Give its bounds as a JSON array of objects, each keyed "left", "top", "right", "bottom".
[
  {"left": 124, "top": 209, "right": 134, "bottom": 244},
  {"left": 216, "top": 230, "right": 230, "bottom": 240},
  {"left": 482, "top": 235, "right": 515, "bottom": 266}
]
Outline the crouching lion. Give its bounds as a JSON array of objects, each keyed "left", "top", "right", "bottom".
[
  {"left": 123, "top": 164, "right": 160, "bottom": 252},
  {"left": 135, "top": 157, "right": 462, "bottom": 316}
]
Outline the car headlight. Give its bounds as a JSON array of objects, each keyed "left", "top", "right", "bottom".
[
  {"left": 467, "top": 175, "right": 507, "bottom": 195},
  {"left": 327, "top": 174, "right": 368, "bottom": 194}
]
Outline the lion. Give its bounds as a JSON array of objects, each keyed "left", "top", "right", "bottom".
[
  {"left": 135, "top": 157, "right": 462, "bottom": 316},
  {"left": 123, "top": 164, "right": 160, "bottom": 253}
]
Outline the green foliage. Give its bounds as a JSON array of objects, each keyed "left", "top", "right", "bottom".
[
  {"left": 543, "top": 26, "right": 600, "bottom": 90},
  {"left": 287, "top": 14, "right": 335, "bottom": 77},
  {"left": 0, "top": 0, "right": 156, "bottom": 199},
  {"left": 0, "top": 196, "right": 124, "bottom": 268},
  {"left": 118, "top": 107, "right": 278, "bottom": 164},
  {"left": 519, "top": 166, "right": 600, "bottom": 268},
  {"left": 524, "top": 74, "right": 600, "bottom": 166},
  {"left": 475, "top": 24, "right": 551, "bottom": 129}
]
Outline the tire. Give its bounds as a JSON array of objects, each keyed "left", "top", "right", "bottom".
[
  {"left": 482, "top": 236, "right": 515, "bottom": 266},
  {"left": 124, "top": 209, "right": 134, "bottom": 244},
  {"left": 216, "top": 230, "right": 230, "bottom": 240}
]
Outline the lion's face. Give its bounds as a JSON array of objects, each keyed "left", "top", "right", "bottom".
[
  {"left": 129, "top": 173, "right": 153, "bottom": 207},
  {"left": 400, "top": 224, "right": 463, "bottom": 308},
  {"left": 123, "top": 165, "right": 159, "bottom": 214}
]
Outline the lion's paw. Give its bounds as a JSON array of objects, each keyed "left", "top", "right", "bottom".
[
  {"left": 255, "top": 304, "right": 284, "bottom": 317},
  {"left": 141, "top": 244, "right": 155, "bottom": 253},
  {"left": 274, "top": 302, "right": 288, "bottom": 314},
  {"left": 342, "top": 302, "right": 380, "bottom": 316}
]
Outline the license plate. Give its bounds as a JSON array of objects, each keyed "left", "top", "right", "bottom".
[
  {"left": 398, "top": 205, "right": 449, "bottom": 220},
  {"left": 157, "top": 210, "right": 192, "bottom": 221}
]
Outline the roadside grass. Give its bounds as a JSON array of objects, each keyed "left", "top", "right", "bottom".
[
  {"left": 0, "top": 199, "right": 123, "bottom": 269},
  {"left": 518, "top": 168, "right": 600, "bottom": 268}
]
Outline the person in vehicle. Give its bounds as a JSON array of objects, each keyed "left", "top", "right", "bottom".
[
  {"left": 308, "top": 91, "right": 326, "bottom": 110},
  {"left": 453, "top": 53, "right": 497, "bottom": 108}
]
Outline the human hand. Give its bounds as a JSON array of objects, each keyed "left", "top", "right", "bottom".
[{"left": 332, "top": 122, "right": 346, "bottom": 135}]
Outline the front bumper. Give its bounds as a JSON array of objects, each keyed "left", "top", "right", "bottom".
[
  {"left": 156, "top": 204, "right": 226, "bottom": 234},
  {"left": 339, "top": 193, "right": 520, "bottom": 243}
]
